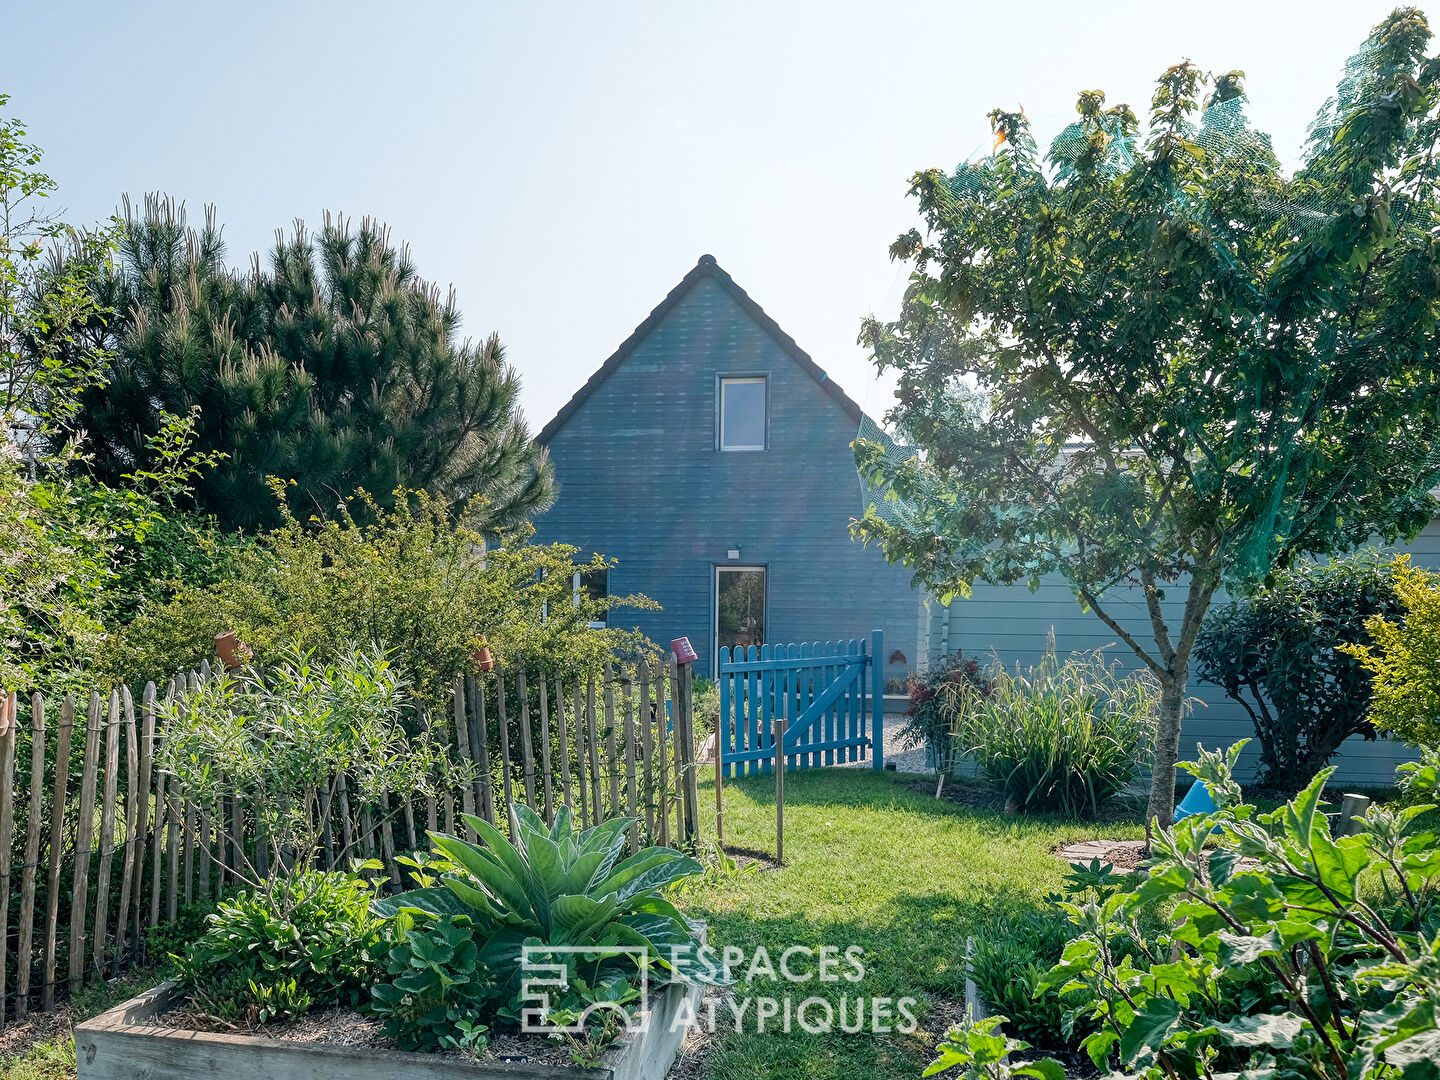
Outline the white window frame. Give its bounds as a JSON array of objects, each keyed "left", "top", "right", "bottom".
[
  {"left": 574, "top": 569, "right": 608, "bottom": 630},
  {"left": 718, "top": 376, "right": 768, "bottom": 452}
]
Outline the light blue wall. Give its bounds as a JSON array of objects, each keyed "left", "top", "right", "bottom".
[
  {"left": 923, "top": 519, "right": 1440, "bottom": 785},
  {"left": 532, "top": 273, "right": 923, "bottom": 684}
]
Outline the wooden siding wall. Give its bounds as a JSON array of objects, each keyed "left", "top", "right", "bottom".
[
  {"left": 923, "top": 518, "right": 1440, "bottom": 785},
  {"left": 534, "top": 274, "right": 921, "bottom": 682}
]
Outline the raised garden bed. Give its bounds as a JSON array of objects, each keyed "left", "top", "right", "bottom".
[{"left": 74, "top": 977, "right": 703, "bottom": 1080}]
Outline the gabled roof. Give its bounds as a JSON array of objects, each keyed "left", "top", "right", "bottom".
[{"left": 536, "top": 254, "right": 866, "bottom": 444}]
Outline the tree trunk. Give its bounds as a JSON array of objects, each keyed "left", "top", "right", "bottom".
[{"left": 1145, "top": 675, "right": 1186, "bottom": 834}]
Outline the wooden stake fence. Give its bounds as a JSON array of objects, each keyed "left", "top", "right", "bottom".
[{"left": 0, "top": 651, "right": 699, "bottom": 1025}]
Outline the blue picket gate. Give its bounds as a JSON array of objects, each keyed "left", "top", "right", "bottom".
[{"left": 716, "top": 630, "right": 884, "bottom": 776}]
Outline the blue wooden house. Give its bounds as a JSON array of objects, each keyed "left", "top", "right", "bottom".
[
  {"left": 531, "top": 255, "right": 924, "bottom": 688},
  {"left": 533, "top": 254, "right": 1435, "bottom": 784}
]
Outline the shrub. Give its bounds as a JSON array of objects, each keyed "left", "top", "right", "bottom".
[
  {"left": 1195, "top": 549, "right": 1401, "bottom": 790},
  {"left": 105, "top": 488, "right": 657, "bottom": 710},
  {"left": 375, "top": 804, "right": 726, "bottom": 1036},
  {"left": 172, "top": 871, "right": 386, "bottom": 1025},
  {"left": 1340, "top": 554, "right": 1440, "bottom": 749},
  {"left": 901, "top": 651, "right": 991, "bottom": 773},
  {"left": 1035, "top": 741, "right": 1440, "bottom": 1078},
  {"left": 958, "top": 645, "right": 1157, "bottom": 817},
  {"left": 158, "top": 645, "right": 459, "bottom": 888}
]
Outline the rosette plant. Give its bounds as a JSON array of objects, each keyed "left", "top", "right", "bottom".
[{"left": 375, "top": 804, "right": 727, "bottom": 1021}]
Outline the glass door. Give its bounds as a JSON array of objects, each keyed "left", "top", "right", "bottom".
[{"left": 715, "top": 566, "right": 766, "bottom": 664}]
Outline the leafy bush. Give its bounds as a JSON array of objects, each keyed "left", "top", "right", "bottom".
[
  {"left": 370, "top": 914, "right": 491, "bottom": 1051},
  {"left": 376, "top": 804, "right": 726, "bottom": 1034},
  {"left": 106, "top": 488, "right": 655, "bottom": 709},
  {"left": 1196, "top": 549, "right": 1401, "bottom": 790},
  {"left": 1340, "top": 554, "right": 1440, "bottom": 749},
  {"left": 172, "top": 871, "right": 386, "bottom": 1025},
  {"left": 958, "top": 645, "right": 1156, "bottom": 817},
  {"left": 158, "top": 645, "right": 458, "bottom": 887},
  {"left": 1035, "top": 740, "right": 1440, "bottom": 1078},
  {"left": 901, "top": 651, "right": 991, "bottom": 773}
]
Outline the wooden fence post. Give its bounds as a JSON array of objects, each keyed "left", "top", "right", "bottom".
[
  {"left": 554, "top": 677, "right": 572, "bottom": 822},
  {"left": 871, "top": 629, "right": 885, "bottom": 770},
  {"left": 470, "top": 677, "right": 493, "bottom": 826},
  {"left": 773, "top": 717, "right": 787, "bottom": 864},
  {"left": 517, "top": 665, "right": 536, "bottom": 811},
  {"left": 572, "top": 680, "right": 589, "bottom": 829},
  {"left": 654, "top": 661, "right": 669, "bottom": 848},
  {"left": 585, "top": 676, "right": 602, "bottom": 824},
  {"left": 17, "top": 694, "right": 46, "bottom": 1017},
  {"left": 674, "top": 654, "right": 700, "bottom": 846},
  {"left": 131, "top": 684, "right": 156, "bottom": 952},
  {"left": 538, "top": 677, "right": 554, "bottom": 825},
  {"left": 602, "top": 664, "right": 620, "bottom": 819},
  {"left": 42, "top": 695, "right": 73, "bottom": 1010},
  {"left": 0, "top": 692, "right": 17, "bottom": 1029},
  {"left": 495, "top": 664, "right": 514, "bottom": 828},
  {"left": 113, "top": 687, "right": 140, "bottom": 971},
  {"left": 622, "top": 674, "right": 637, "bottom": 851},
  {"left": 452, "top": 678, "right": 477, "bottom": 840},
  {"left": 69, "top": 693, "right": 103, "bottom": 990},
  {"left": 638, "top": 663, "right": 654, "bottom": 842}
]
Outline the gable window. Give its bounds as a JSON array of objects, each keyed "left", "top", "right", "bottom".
[
  {"left": 574, "top": 567, "right": 608, "bottom": 629},
  {"left": 719, "top": 376, "right": 767, "bottom": 451}
]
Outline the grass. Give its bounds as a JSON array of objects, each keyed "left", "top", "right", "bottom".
[
  {"left": 0, "top": 767, "right": 1140, "bottom": 1080},
  {"left": 0, "top": 970, "right": 164, "bottom": 1080},
  {"left": 682, "top": 765, "right": 1144, "bottom": 1080}
]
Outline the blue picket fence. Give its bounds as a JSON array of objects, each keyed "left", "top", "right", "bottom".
[{"left": 716, "top": 630, "right": 884, "bottom": 776}]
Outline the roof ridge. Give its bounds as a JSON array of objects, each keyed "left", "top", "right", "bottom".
[{"left": 535, "top": 256, "right": 866, "bottom": 444}]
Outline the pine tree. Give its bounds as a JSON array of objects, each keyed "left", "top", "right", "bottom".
[{"left": 72, "top": 197, "right": 554, "bottom": 531}]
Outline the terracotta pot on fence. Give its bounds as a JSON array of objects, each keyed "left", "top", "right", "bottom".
[
  {"left": 473, "top": 638, "right": 495, "bottom": 672},
  {"left": 214, "top": 631, "right": 252, "bottom": 672}
]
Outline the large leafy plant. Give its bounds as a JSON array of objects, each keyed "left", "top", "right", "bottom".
[
  {"left": 1037, "top": 741, "right": 1440, "bottom": 1078},
  {"left": 377, "top": 805, "right": 725, "bottom": 1027}
]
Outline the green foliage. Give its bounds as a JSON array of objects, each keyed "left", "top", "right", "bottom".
[
  {"left": 1341, "top": 554, "right": 1440, "bottom": 748},
  {"left": 107, "top": 487, "right": 653, "bottom": 708},
  {"left": 141, "top": 900, "right": 219, "bottom": 964},
  {"left": 71, "top": 197, "right": 553, "bottom": 533},
  {"left": 967, "top": 907, "right": 1075, "bottom": 1050},
  {"left": 370, "top": 914, "right": 491, "bottom": 1051},
  {"left": 1, "top": 100, "right": 235, "bottom": 695},
  {"left": 0, "top": 94, "right": 116, "bottom": 437},
  {"left": 1038, "top": 740, "right": 1440, "bottom": 1078},
  {"left": 958, "top": 645, "right": 1156, "bottom": 817},
  {"left": 1196, "top": 549, "right": 1403, "bottom": 790},
  {"left": 375, "top": 804, "right": 725, "bottom": 1029},
  {"left": 853, "top": 9, "right": 1440, "bottom": 826},
  {"left": 901, "top": 651, "right": 991, "bottom": 773},
  {"left": 159, "top": 645, "right": 458, "bottom": 885},
  {"left": 924, "top": 1010, "right": 1065, "bottom": 1080},
  {"left": 172, "top": 871, "right": 386, "bottom": 1025}
]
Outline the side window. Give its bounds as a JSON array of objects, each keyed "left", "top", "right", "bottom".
[
  {"left": 719, "top": 376, "right": 767, "bottom": 451},
  {"left": 574, "top": 567, "right": 608, "bottom": 629}
]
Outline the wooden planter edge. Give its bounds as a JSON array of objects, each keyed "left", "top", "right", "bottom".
[{"left": 75, "top": 977, "right": 702, "bottom": 1080}]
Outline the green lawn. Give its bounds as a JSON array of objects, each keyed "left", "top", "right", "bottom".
[
  {"left": 1, "top": 767, "right": 1142, "bottom": 1080},
  {"left": 683, "top": 766, "right": 1144, "bottom": 1080}
]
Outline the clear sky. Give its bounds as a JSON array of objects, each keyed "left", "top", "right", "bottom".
[{"left": 7, "top": 0, "right": 1411, "bottom": 433}]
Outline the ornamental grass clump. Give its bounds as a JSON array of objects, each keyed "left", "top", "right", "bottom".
[{"left": 959, "top": 644, "right": 1157, "bottom": 817}]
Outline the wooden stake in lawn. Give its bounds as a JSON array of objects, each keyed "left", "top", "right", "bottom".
[{"left": 772, "top": 717, "right": 787, "bottom": 865}]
